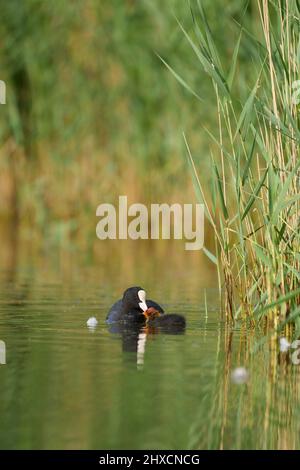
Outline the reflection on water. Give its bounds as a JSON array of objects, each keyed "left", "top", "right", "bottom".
[
  {"left": 108, "top": 320, "right": 185, "bottom": 370},
  {"left": 0, "top": 340, "right": 6, "bottom": 364},
  {"left": 0, "top": 240, "right": 300, "bottom": 450}
]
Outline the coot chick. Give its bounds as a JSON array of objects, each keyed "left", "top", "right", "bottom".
[{"left": 143, "top": 306, "right": 186, "bottom": 332}]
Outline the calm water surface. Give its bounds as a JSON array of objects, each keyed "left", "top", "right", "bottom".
[{"left": 0, "top": 245, "right": 299, "bottom": 450}]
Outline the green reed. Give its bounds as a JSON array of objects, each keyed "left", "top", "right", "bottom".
[{"left": 170, "top": 0, "right": 300, "bottom": 327}]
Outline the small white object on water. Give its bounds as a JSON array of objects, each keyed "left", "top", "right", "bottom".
[
  {"left": 231, "top": 367, "right": 249, "bottom": 385},
  {"left": 279, "top": 337, "right": 291, "bottom": 352},
  {"left": 87, "top": 317, "right": 98, "bottom": 328}
]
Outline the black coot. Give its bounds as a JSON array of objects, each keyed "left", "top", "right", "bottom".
[{"left": 106, "top": 286, "right": 185, "bottom": 331}]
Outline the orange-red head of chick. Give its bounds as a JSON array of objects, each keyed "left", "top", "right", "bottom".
[{"left": 143, "top": 306, "right": 161, "bottom": 321}]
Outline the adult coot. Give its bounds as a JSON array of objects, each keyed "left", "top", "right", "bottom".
[{"left": 106, "top": 286, "right": 164, "bottom": 324}]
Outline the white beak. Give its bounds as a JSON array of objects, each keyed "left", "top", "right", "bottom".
[{"left": 138, "top": 289, "right": 148, "bottom": 312}]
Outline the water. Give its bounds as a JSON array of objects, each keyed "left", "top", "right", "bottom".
[{"left": 0, "top": 243, "right": 300, "bottom": 450}]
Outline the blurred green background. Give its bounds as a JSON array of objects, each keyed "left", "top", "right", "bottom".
[{"left": 0, "top": 0, "right": 257, "bottom": 250}]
